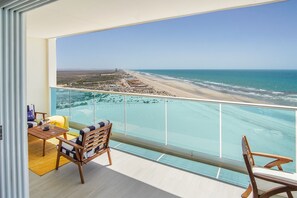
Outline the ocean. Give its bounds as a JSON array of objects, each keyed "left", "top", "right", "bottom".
[{"left": 137, "top": 69, "right": 297, "bottom": 106}]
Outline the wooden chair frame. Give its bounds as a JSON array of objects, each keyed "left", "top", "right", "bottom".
[
  {"left": 56, "top": 123, "right": 112, "bottom": 184},
  {"left": 242, "top": 135, "right": 297, "bottom": 198},
  {"left": 35, "top": 111, "right": 47, "bottom": 120},
  {"left": 28, "top": 104, "right": 47, "bottom": 120}
]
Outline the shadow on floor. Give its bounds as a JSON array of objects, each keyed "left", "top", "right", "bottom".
[{"left": 30, "top": 161, "right": 179, "bottom": 198}]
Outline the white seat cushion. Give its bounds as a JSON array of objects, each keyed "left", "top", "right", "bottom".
[
  {"left": 60, "top": 138, "right": 78, "bottom": 160},
  {"left": 253, "top": 167, "right": 297, "bottom": 197},
  {"left": 27, "top": 121, "right": 38, "bottom": 128},
  {"left": 253, "top": 167, "right": 297, "bottom": 185}
]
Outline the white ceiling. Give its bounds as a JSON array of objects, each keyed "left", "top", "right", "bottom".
[{"left": 26, "top": 0, "right": 283, "bottom": 39}]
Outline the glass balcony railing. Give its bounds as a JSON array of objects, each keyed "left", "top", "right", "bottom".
[{"left": 50, "top": 87, "right": 297, "bottom": 187}]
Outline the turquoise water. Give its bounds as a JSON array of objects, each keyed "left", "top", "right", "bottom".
[
  {"left": 51, "top": 85, "right": 296, "bottom": 188},
  {"left": 137, "top": 70, "right": 297, "bottom": 106}
]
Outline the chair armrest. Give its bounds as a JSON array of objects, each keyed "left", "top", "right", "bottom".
[
  {"left": 56, "top": 136, "right": 84, "bottom": 149},
  {"left": 252, "top": 152, "right": 293, "bottom": 162},
  {"left": 35, "top": 111, "right": 47, "bottom": 115},
  {"left": 35, "top": 112, "right": 47, "bottom": 119}
]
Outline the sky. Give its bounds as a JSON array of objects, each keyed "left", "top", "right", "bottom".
[{"left": 57, "top": 0, "right": 297, "bottom": 70}]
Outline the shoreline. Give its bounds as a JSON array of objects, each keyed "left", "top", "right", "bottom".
[{"left": 126, "top": 70, "right": 268, "bottom": 104}]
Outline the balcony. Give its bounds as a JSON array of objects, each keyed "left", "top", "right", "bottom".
[
  {"left": 29, "top": 86, "right": 295, "bottom": 197},
  {"left": 30, "top": 147, "right": 244, "bottom": 197},
  {"left": 1, "top": 1, "right": 294, "bottom": 197}
]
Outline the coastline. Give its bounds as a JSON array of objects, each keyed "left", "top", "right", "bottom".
[{"left": 126, "top": 70, "right": 267, "bottom": 104}]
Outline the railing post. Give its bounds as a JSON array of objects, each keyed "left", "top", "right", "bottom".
[
  {"left": 219, "top": 104, "right": 222, "bottom": 158},
  {"left": 216, "top": 168, "right": 221, "bottom": 179},
  {"left": 93, "top": 93, "right": 96, "bottom": 124},
  {"left": 68, "top": 90, "right": 71, "bottom": 119},
  {"left": 165, "top": 99, "right": 168, "bottom": 145},
  {"left": 124, "top": 95, "right": 127, "bottom": 135}
]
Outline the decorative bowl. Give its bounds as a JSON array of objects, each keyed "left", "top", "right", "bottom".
[{"left": 41, "top": 125, "right": 50, "bottom": 131}]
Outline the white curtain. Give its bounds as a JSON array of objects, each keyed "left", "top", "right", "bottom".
[{"left": 0, "top": 1, "right": 55, "bottom": 198}]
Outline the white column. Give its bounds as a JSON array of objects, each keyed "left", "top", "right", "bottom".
[
  {"left": 48, "top": 38, "right": 57, "bottom": 87},
  {"left": 48, "top": 38, "right": 57, "bottom": 116}
]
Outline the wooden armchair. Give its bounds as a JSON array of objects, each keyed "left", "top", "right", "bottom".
[
  {"left": 27, "top": 104, "right": 47, "bottom": 128},
  {"left": 56, "top": 120, "right": 112, "bottom": 184},
  {"left": 242, "top": 136, "right": 297, "bottom": 198}
]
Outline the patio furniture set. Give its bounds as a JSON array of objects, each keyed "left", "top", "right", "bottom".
[{"left": 27, "top": 104, "right": 112, "bottom": 184}]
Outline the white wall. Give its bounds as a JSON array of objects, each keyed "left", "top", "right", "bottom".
[{"left": 26, "top": 37, "right": 51, "bottom": 115}]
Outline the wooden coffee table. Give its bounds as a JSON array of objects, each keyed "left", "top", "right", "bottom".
[{"left": 28, "top": 125, "right": 68, "bottom": 156}]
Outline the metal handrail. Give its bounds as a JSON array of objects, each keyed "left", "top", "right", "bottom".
[{"left": 51, "top": 86, "right": 297, "bottom": 111}]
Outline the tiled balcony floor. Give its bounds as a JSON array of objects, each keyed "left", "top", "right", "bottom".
[{"left": 29, "top": 149, "right": 244, "bottom": 198}]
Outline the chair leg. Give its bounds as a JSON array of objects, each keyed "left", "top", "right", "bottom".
[
  {"left": 56, "top": 141, "right": 62, "bottom": 170},
  {"left": 55, "top": 153, "right": 60, "bottom": 170},
  {"left": 78, "top": 163, "right": 85, "bottom": 184},
  {"left": 286, "top": 191, "right": 293, "bottom": 198},
  {"left": 242, "top": 184, "right": 252, "bottom": 198},
  {"left": 107, "top": 148, "right": 112, "bottom": 165}
]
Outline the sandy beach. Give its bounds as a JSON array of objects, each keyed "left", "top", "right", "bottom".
[
  {"left": 127, "top": 70, "right": 266, "bottom": 104},
  {"left": 57, "top": 69, "right": 269, "bottom": 104}
]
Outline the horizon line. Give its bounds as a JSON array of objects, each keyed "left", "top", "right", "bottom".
[{"left": 57, "top": 68, "right": 297, "bottom": 71}]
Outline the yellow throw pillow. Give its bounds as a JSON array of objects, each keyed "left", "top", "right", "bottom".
[{"left": 48, "top": 115, "right": 69, "bottom": 130}]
